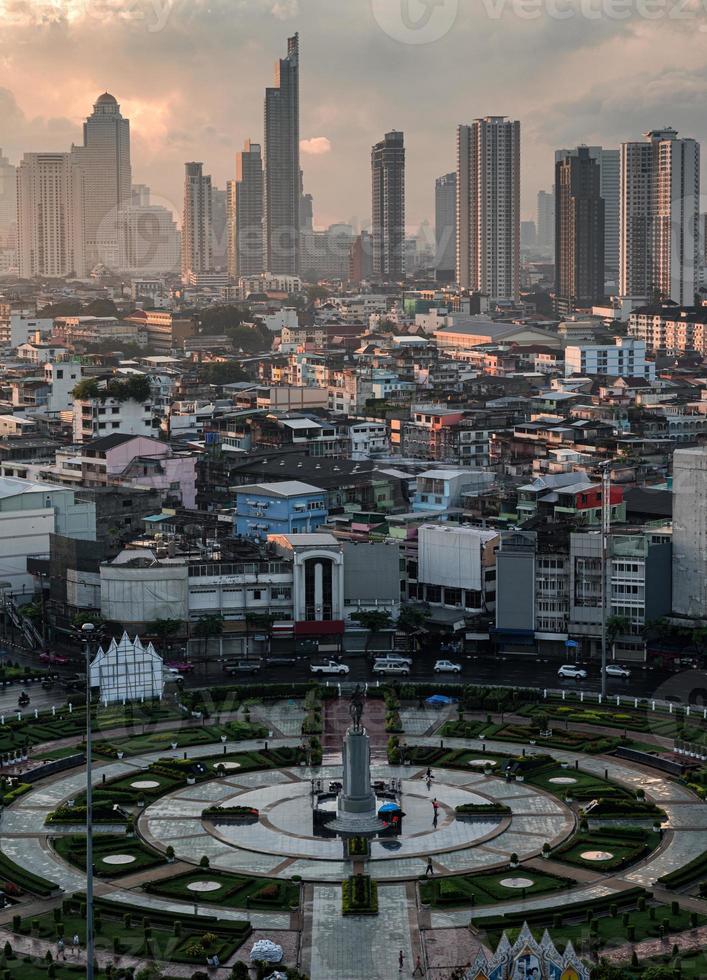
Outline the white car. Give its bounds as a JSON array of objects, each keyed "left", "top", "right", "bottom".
[
  {"left": 372, "top": 661, "right": 410, "bottom": 676},
  {"left": 310, "top": 660, "right": 349, "bottom": 676},
  {"left": 434, "top": 659, "right": 462, "bottom": 674},
  {"left": 557, "top": 664, "right": 587, "bottom": 680},
  {"left": 603, "top": 664, "right": 631, "bottom": 678}
]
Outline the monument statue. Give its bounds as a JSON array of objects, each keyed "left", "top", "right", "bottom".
[{"left": 349, "top": 684, "right": 364, "bottom": 732}]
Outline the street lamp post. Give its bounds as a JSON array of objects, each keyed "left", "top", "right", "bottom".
[
  {"left": 598, "top": 463, "right": 612, "bottom": 700},
  {"left": 81, "top": 622, "right": 96, "bottom": 980}
]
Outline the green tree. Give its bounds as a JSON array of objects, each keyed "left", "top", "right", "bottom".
[
  {"left": 197, "top": 305, "right": 250, "bottom": 334},
  {"left": 71, "top": 611, "right": 104, "bottom": 631},
  {"left": 228, "top": 322, "right": 272, "bottom": 353},
  {"left": 396, "top": 603, "right": 431, "bottom": 654},
  {"left": 193, "top": 614, "right": 224, "bottom": 662},
  {"left": 200, "top": 361, "right": 248, "bottom": 386},
  {"left": 351, "top": 610, "right": 393, "bottom": 654},
  {"left": 145, "top": 618, "right": 182, "bottom": 656}
]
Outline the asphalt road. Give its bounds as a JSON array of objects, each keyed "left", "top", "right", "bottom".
[{"left": 1, "top": 645, "right": 701, "bottom": 707}]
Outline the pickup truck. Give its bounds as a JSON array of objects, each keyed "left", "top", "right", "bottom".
[
  {"left": 224, "top": 659, "right": 262, "bottom": 675},
  {"left": 310, "top": 660, "right": 349, "bottom": 676}
]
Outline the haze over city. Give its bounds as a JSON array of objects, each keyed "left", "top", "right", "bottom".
[{"left": 2, "top": 0, "right": 707, "bottom": 227}]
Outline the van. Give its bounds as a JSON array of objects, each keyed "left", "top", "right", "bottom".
[
  {"left": 371, "top": 653, "right": 413, "bottom": 666},
  {"left": 372, "top": 660, "right": 410, "bottom": 676}
]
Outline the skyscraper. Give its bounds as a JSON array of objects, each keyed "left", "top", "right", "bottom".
[
  {"left": 227, "top": 140, "right": 264, "bottom": 279},
  {"left": 211, "top": 186, "right": 228, "bottom": 271},
  {"left": 371, "top": 130, "right": 406, "bottom": 280},
  {"left": 264, "top": 33, "right": 300, "bottom": 275},
  {"left": 120, "top": 186, "right": 180, "bottom": 276},
  {"left": 0, "top": 149, "right": 16, "bottom": 244},
  {"left": 457, "top": 117, "right": 520, "bottom": 302},
  {"left": 181, "top": 162, "right": 213, "bottom": 283},
  {"left": 435, "top": 172, "right": 456, "bottom": 281},
  {"left": 70, "top": 92, "right": 131, "bottom": 271},
  {"left": 554, "top": 147, "right": 605, "bottom": 315},
  {"left": 556, "top": 146, "right": 619, "bottom": 282},
  {"left": 537, "top": 188, "right": 555, "bottom": 253},
  {"left": 17, "top": 153, "right": 85, "bottom": 278},
  {"left": 620, "top": 128, "right": 700, "bottom": 305}
]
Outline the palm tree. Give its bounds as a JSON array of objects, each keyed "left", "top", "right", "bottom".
[
  {"left": 193, "top": 614, "right": 224, "bottom": 663},
  {"left": 351, "top": 610, "right": 393, "bottom": 654},
  {"left": 244, "top": 612, "right": 276, "bottom": 657},
  {"left": 606, "top": 615, "right": 631, "bottom": 661},
  {"left": 396, "top": 603, "right": 431, "bottom": 655}
]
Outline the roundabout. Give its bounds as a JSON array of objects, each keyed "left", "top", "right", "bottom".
[
  {"left": 0, "top": 687, "right": 706, "bottom": 979},
  {"left": 138, "top": 764, "right": 574, "bottom": 881}
]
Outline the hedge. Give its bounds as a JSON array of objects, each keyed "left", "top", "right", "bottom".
[
  {"left": 658, "top": 849, "right": 707, "bottom": 889},
  {"left": 0, "top": 852, "right": 58, "bottom": 897}
]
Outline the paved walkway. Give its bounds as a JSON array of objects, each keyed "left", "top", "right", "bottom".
[{"left": 306, "top": 882, "right": 415, "bottom": 980}]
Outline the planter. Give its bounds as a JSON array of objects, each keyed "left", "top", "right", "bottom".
[
  {"left": 186, "top": 777, "right": 196, "bottom": 786},
  {"left": 116, "top": 751, "right": 124, "bottom": 760},
  {"left": 170, "top": 742, "right": 178, "bottom": 750}
]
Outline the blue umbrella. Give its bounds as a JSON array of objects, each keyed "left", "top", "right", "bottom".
[{"left": 378, "top": 801, "right": 401, "bottom": 813}]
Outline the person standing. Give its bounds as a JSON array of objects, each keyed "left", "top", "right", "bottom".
[
  {"left": 425, "top": 856, "right": 434, "bottom": 876},
  {"left": 399, "top": 948, "right": 405, "bottom": 971},
  {"left": 72, "top": 933, "right": 80, "bottom": 957},
  {"left": 56, "top": 937, "right": 66, "bottom": 961}
]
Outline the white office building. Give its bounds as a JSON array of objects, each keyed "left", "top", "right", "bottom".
[
  {"left": 672, "top": 446, "right": 707, "bottom": 619},
  {"left": 457, "top": 117, "right": 520, "bottom": 301},
  {"left": 181, "top": 162, "right": 213, "bottom": 283},
  {"left": 620, "top": 129, "right": 700, "bottom": 306},
  {"left": 564, "top": 337, "right": 654, "bottom": 380}
]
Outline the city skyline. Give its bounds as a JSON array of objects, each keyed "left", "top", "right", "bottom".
[{"left": 2, "top": 1, "right": 707, "bottom": 231}]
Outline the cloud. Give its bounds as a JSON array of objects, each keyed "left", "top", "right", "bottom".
[
  {"left": 271, "top": 0, "right": 299, "bottom": 19},
  {"left": 300, "top": 136, "right": 331, "bottom": 156}
]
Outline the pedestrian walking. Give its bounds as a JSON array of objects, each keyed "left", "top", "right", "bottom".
[
  {"left": 57, "top": 937, "right": 66, "bottom": 961},
  {"left": 425, "top": 767, "right": 433, "bottom": 781},
  {"left": 425, "top": 856, "right": 434, "bottom": 876},
  {"left": 399, "top": 949, "right": 404, "bottom": 971},
  {"left": 413, "top": 954, "right": 425, "bottom": 976},
  {"left": 71, "top": 933, "right": 79, "bottom": 956},
  {"left": 425, "top": 776, "right": 432, "bottom": 791}
]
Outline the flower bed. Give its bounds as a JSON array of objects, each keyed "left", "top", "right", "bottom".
[{"left": 342, "top": 874, "right": 378, "bottom": 915}]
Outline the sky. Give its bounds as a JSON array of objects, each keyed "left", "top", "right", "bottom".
[{"left": 1, "top": 0, "right": 707, "bottom": 231}]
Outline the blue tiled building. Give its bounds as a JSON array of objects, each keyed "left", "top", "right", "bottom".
[{"left": 234, "top": 480, "right": 328, "bottom": 540}]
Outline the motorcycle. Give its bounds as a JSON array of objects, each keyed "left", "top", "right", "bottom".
[{"left": 17, "top": 693, "right": 29, "bottom": 708}]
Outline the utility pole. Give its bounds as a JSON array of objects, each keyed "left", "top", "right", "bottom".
[
  {"left": 599, "top": 463, "right": 612, "bottom": 699},
  {"left": 81, "top": 622, "right": 96, "bottom": 980}
]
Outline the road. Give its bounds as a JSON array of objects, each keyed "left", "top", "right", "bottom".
[{"left": 0, "top": 646, "right": 700, "bottom": 706}]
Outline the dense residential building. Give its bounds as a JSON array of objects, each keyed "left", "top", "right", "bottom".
[
  {"left": 181, "top": 162, "right": 213, "bottom": 283},
  {"left": 70, "top": 92, "right": 131, "bottom": 272},
  {"left": 554, "top": 146, "right": 605, "bottom": 314},
  {"left": 16, "top": 153, "right": 85, "bottom": 278},
  {"left": 371, "top": 130, "right": 406, "bottom": 281},
  {"left": 628, "top": 302, "right": 707, "bottom": 356},
  {"left": 0, "top": 148, "right": 16, "bottom": 243},
  {"left": 556, "top": 146, "right": 619, "bottom": 280},
  {"left": 434, "top": 172, "right": 456, "bottom": 281},
  {"left": 227, "top": 140, "right": 264, "bottom": 278},
  {"left": 456, "top": 117, "right": 521, "bottom": 301},
  {"left": 620, "top": 128, "right": 700, "bottom": 305},
  {"left": 264, "top": 33, "right": 300, "bottom": 275}
]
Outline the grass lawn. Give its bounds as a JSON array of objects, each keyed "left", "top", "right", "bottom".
[
  {"left": 51, "top": 834, "right": 166, "bottom": 877},
  {"left": 0, "top": 958, "right": 102, "bottom": 979},
  {"left": 144, "top": 869, "right": 300, "bottom": 910},
  {"left": 550, "top": 828, "right": 661, "bottom": 872},
  {"left": 33, "top": 746, "right": 83, "bottom": 762},
  {"left": 485, "top": 904, "right": 707, "bottom": 954},
  {"left": 13, "top": 900, "right": 251, "bottom": 966},
  {"left": 419, "top": 867, "right": 574, "bottom": 908},
  {"left": 93, "top": 719, "right": 267, "bottom": 757},
  {"left": 524, "top": 765, "right": 629, "bottom": 801}
]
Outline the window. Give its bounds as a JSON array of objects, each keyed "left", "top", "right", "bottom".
[
  {"left": 251, "top": 589, "right": 262, "bottom": 600},
  {"left": 56, "top": 369, "right": 63, "bottom": 379}
]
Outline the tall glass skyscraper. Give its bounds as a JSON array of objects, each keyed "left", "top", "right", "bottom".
[{"left": 264, "top": 34, "right": 300, "bottom": 275}]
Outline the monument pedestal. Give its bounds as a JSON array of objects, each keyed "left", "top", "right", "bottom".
[{"left": 325, "top": 725, "right": 385, "bottom": 835}]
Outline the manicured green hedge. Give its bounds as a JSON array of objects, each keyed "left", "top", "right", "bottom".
[
  {"left": 455, "top": 803, "right": 511, "bottom": 817},
  {"left": 0, "top": 852, "right": 58, "bottom": 897},
  {"left": 658, "top": 849, "right": 707, "bottom": 889},
  {"left": 342, "top": 874, "right": 378, "bottom": 915}
]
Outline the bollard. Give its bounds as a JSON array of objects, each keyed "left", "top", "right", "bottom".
[
  {"left": 575, "top": 759, "right": 579, "bottom": 770},
  {"left": 102, "top": 773, "right": 106, "bottom": 784},
  {"left": 604, "top": 768, "right": 608, "bottom": 780},
  {"left": 265, "top": 741, "right": 269, "bottom": 751},
  {"left": 440, "top": 740, "right": 443, "bottom": 749},
  {"left": 223, "top": 745, "right": 227, "bottom": 755},
  {"left": 183, "top": 751, "right": 187, "bottom": 760}
]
